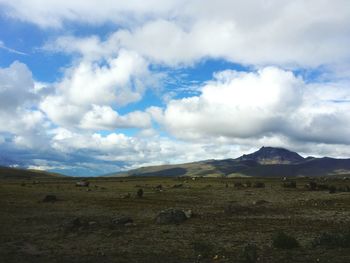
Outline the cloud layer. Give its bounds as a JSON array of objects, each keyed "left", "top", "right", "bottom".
[{"left": 1, "top": 1, "right": 350, "bottom": 175}]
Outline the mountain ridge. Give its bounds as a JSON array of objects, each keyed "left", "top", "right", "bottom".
[{"left": 108, "top": 147, "right": 350, "bottom": 177}]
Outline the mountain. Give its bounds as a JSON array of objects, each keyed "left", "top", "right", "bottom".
[
  {"left": 236, "top": 146, "right": 304, "bottom": 164},
  {"left": 108, "top": 147, "right": 350, "bottom": 178},
  {"left": 0, "top": 166, "right": 65, "bottom": 179}
]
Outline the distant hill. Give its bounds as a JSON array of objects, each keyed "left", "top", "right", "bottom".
[
  {"left": 109, "top": 147, "right": 350, "bottom": 177},
  {"left": 0, "top": 166, "right": 65, "bottom": 179},
  {"left": 236, "top": 146, "right": 304, "bottom": 164}
]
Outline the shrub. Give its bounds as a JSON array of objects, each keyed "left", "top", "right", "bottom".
[
  {"left": 312, "top": 231, "right": 350, "bottom": 248},
  {"left": 328, "top": 185, "right": 336, "bottom": 194},
  {"left": 137, "top": 188, "right": 144, "bottom": 198},
  {"left": 241, "top": 244, "right": 258, "bottom": 263},
  {"left": 192, "top": 240, "right": 214, "bottom": 258},
  {"left": 234, "top": 182, "right": 243, "bottom": 188},
  {"left": 245, "top": 181, "right": 252, "bottom": 187},
  {"left": 282, "top": 181, "right": 296, "bottom": 188},
  {"left": 253, "top": 182, "right": 265, "bottom": 188},
  {"left": 305, "top": 181, "right": 317, "bottom": 191},
  {"left": 272, "top": 231, "right": 299, "bottom": 249}
]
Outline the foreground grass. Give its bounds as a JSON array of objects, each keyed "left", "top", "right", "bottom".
[{"left": 0, "top": 176, "right": 350, "bottom": 262}]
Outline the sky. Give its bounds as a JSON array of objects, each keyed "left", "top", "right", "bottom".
[{"left": 1, "top": 0, "right": 350, "bottom": 176}]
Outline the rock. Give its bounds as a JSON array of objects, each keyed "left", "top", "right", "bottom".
[
  {"left": 184, "top": 209, "right": 193, "bottom": 219},
  {"left": 124, "top": 222, "right": 137, "bottom": 227},
  {"left": 76, "top": 181, "right": 90, "bottom": 187},
  {"left": 88, "top": 221, "right": 98, "bottom": 226},
  {"left": 120, "top": 193, "right": 131, "bottom": 199},
  {"left": 62, "top": 217, "right": 83, "bottom": 232},
  {"left": 42, "top": 195, "right": 57, "bottom": 202},
  {"left": 155, "top": 208, "right": 188, "bottom": 224},
  {"left": 112, "top": 216, "right": 133, "bottom": 225},
  {"left": 252, "top": 200, "right": 270, "bottom": 206}
]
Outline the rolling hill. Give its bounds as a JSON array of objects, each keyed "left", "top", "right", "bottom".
[
  {"left": 110, "top": 147, "right": 350, "bottom": 177},
  {"left": 0, "top": 166, "right": 65, "bottom": 179}
]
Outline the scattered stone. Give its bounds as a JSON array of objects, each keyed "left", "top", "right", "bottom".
[
  {"left": 155, "top": 208, "right": 188, "bottom": 224},
  {"left": 19, "top": 243, "right": 42, "bottom": 256},
  {"left": 88, "top": 221, "right": 98, "bottom": 226},
  {"left": 252, "top": 200, "right": 270, "bottom": 206},
  {"left": 42, "top": 194, "right": 57, "bottom": 203},
  {"left": 125, "top": 222, "right": 137, "bottom": 227},
  {"left": 76, "top": 181, "right": 90, "bottom": 187},
  {"left": 282, "top": 181, "right": 297, "bottom": 188},
  {"left": 112, "top": 216, "right": 133, "bottom": 225},
  {"left": 62, "top": 217, "right": 83, "bottom": 232},
  {"left": 120, "top": 193, "right": 131, "bottom": 199},
  {"left": 184, "top": 209, "right": 193, "bottom": 219},
  {"left": 253, "top": 182, "right": 265, "bottom": 188},
  {"left": 224, "top": 203, "right": 251, "bottom": 215}
]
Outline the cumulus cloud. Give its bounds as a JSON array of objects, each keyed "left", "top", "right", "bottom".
[
  {"left": 1, "top": 1, "right": 350, "bottom": 175},
  {"left": 0, "top": 61, "right": 36, "bottom": 111},
  {"left": 4, "top": 0, "right": 350, "bottom": 67},
  {"left": 0, "top": 62, "right": 50, "bottom": 149},
  {"left": 80, "top": 105, "right": 151, "bottom": 130},
  {"left": 40, "top": 49, "right": 158, "bottom": 129},
  {"left": 157, "top": 67, "right": 350, "bottom": 145}
]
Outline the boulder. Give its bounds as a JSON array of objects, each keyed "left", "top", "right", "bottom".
[
  {"left": 42, "top": 195, "right": 57, "bottom": 202},
  {"left": 62, "top": 217, "right": 83, "bottom": 232},
  {"left": 112, "top": 216, "right": 133, "bottom": 225},
  {"left": 155, "top": 208, "right": 187, "bottom": 224},
  {"left": 252, "top": 200, "right": 270, "bottom": 206}
]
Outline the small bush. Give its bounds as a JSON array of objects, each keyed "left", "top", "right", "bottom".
[
  {"left": 328, "top": 185, "right": 336, "bottom": 194},
  {"left": 305, "top": 181, "right": 317, "bottom": 191},
  {"left": 282, "top": 181, "right": 296, "bottom": 188},
  {"left": 192, "top": 240, "right": 214, "bottom": 258},
  {"left": 312, "top": 231, "right": 350, "bottom": 248},
  {"left": 137, "top": 188, "right": 144, "bottom": 198},
  {"left": 241, "top": 244, "right": 258, "bottom": 263},
  {"left": 253, "top": 182, "right": 265, "bottom": 188},
  {"left": 234, "top": 182, "right": 243, "bottom": 188},
  {"left": 272, "top": 231, "right": 299, "bottom": 249},
  {"left": 244, "top": 181, "right": 252, "bottom": 188}
]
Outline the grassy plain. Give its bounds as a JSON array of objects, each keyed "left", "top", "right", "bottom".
[{"left": 1, "top": 176, "right": 350, "bottom": 262}]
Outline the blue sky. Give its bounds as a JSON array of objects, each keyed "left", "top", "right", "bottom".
[{"left": 1, "top": 0, "right": 350, "bottom": 176}]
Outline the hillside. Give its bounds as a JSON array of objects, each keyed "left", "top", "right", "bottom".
[
  {"left": 0, "top": 166, "right": 65, "bottom": 179},
  {"left": 110, "top": 147, "right": 350, "bottom": 177}
]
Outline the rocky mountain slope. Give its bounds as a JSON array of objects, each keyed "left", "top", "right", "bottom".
[{"left": 109, "top": 147, "right": 350, "bottom": 177}]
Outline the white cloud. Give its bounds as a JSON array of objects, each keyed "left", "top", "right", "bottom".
[
  {"left": 39, "top": 49, "right": 158, "bottom": 129},
  {"left": 10, "top": 0, "right": 350, "bottom": 67},
  {"left": 0, "top": 61, "right": 36, "bottom": 111},
  {"left": 80, "top": 105, "right": 151, "bottom": 130},
  {"left": 0, "top": 62, "right": 50, "bottom": 149},
  {"left": 0, "top": 0, "right": 182, "bottom": 27},
  {"left": 157, "top": 67, "right": 350, "bottom": 145}
]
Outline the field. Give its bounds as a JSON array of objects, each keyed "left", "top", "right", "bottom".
[{"left": 1, "top": 176, "right": 350, "bottom": 263}]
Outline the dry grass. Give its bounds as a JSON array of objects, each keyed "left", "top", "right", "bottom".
[{"left": 1, "top": 176, "right": 350, "bottom": 262}]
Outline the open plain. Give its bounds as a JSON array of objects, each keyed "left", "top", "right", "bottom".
[{"left": 1, "top": 176, "right": 350, "bottom": 263}]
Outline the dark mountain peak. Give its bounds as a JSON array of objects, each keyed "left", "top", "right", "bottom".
[{"left": 237, "top": 146, "right": 304, "bottom": 165}]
